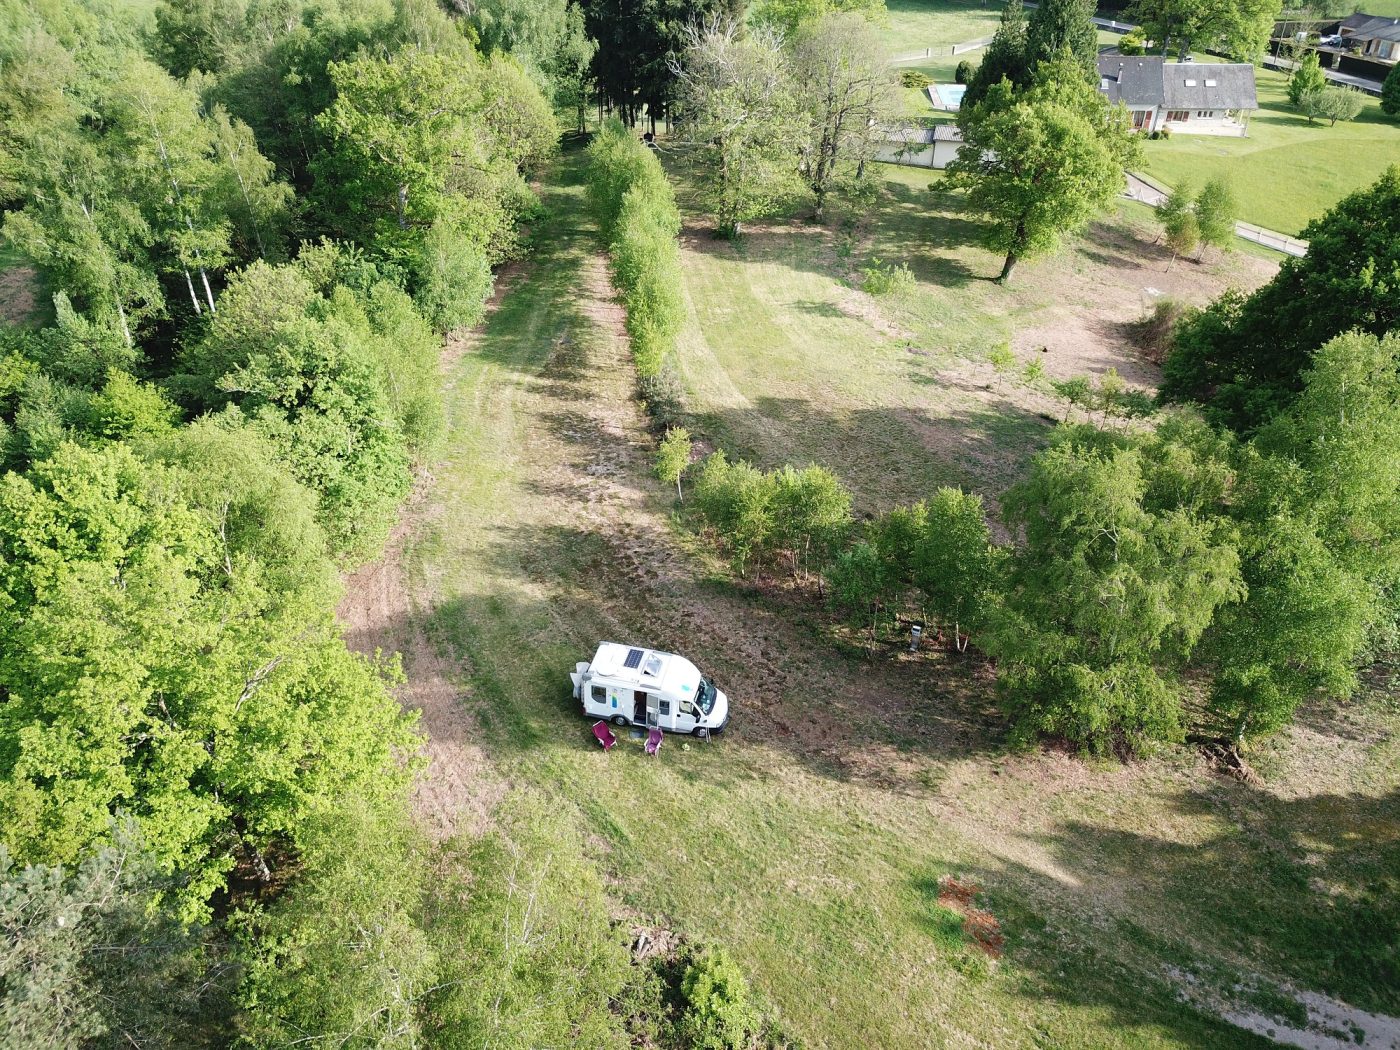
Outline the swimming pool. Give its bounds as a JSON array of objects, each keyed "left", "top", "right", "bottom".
[{"left": 928, "top": 83, "right": 966, "bottom": 111}]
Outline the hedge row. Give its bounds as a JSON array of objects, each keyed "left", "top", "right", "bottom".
[{"left": 585, "top": 120, "right": 684, "bottom": 378}]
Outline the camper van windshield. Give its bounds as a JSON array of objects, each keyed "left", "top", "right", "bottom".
[{"left": 696, "top": 677, "right": 716, "bottom": 714}]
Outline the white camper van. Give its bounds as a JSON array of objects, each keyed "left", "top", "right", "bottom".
[{"left": 571, "top": 642, "right": 730, "bottom": 736}]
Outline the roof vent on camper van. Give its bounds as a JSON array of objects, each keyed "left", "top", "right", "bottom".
[
  {"left": 624, "top": 648, "right": 644, "bottom": 669},
  {"left": 642, "top": 653, "right": 664, "bottom": 677}
]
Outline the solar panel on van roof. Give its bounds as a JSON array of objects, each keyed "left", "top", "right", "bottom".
[{"left": 623, "top": 648, "right": 644, "bottom": 669}]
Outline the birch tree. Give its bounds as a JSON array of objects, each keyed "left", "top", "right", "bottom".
[
  {"left": 671, "top": 17, "right": 804, "bottom": 238},
  {"left": 789, "top": 11, "right": 899, "bottom": 221}
]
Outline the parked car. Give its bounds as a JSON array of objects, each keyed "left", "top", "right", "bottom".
[{"left": 571, "top": 642, "right": 730, "bottom": 735}]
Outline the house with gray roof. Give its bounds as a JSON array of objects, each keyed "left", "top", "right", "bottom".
[
  {"left": 1337, "top": 13, "right": 1400, "bottom": 65},
  {"left": 1098, "top": 55, "right": 1258, "bottom": 137}
]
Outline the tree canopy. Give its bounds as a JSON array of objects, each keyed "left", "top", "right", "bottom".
[{"left": 1161, "top": 166, "right": 1400, "bottom": 430}]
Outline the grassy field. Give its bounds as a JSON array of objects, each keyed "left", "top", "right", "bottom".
[
  {"left": 1138, "top": 62, "right": 1400, "bottom": 235},
  {"left": 365, "top": 146, "right": 1400, "bottom": 1048}
]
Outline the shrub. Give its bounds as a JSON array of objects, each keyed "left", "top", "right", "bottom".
[
  {"left": 411, "top": 219, "right": 494, "bottom": 332},
  {"left": 655, "top": 427, "right": 693, "bottom": 500},
  {"left": 676, "top": 948, "right": 763, "bottom": 1050},
  {"left": 587, "top": 119, "right": 685, "bottom": 383},
  {"left": 861, "top": 257, "right": 916, "bottom": 297},
  {"left": 693, "top": 452, "right": 777, "bottom": 574},
  {"left": 954, "top": 60, "right": 973, "bottom": 85},
  {"left": 900, "top": 69, "right": 932, "bottom": 89},
  {"left": 1119, "top": 27, "right": 1146, "bottom": 55},
  {"left": 1383, "top": 62, "right": 1400, "bottom": 116},
  {"left": 636, "top": 359, "right": 687, "bottom": 430},
  {"left": 1133, "top": 298, "right": 1186, "bottom": 364}
]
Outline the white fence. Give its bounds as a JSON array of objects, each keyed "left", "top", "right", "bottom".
[
  {"left": 1234, "top": 221, "right": 1309, "bottom": 258},
  {"left": 891, "top": 36, "right": 995, "bottom": 64}
]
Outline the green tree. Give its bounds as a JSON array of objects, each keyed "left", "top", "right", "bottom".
[
  {"left": 425, "top": 793, "right": 635, "bottom": 1048},
  {"left": 655, "top": 426, "right": 693, "bottom": 500},
  {"left": 789, "top": 12, "right": 900, "bottom": 221},
  {"left": 770, "top": 463, "right": 853, "bottom": 575},
  {"left": 963, "top": 0, "right": 1029, "bottom": 109},
  {"left": 671, "top": 18, "right": 804, "bottom": 238},
  {"left": 1118, "top": 27, "right": 1147, "bottom": 55},
  {"left": 947, "top": 64, "right": 1137, "bottom": 283},
  {"left": 1161, "top": 166, "right": 1400, "bottom": 430},
  {"left": 693, "top": 452, "right": 777, "bottom": 574},
  {"left": 411, "top": 218, "right": 495, "bottom": 333},
  {"left": 0, "top": 824, "right": 221, "bottom": 1050},
  {"left": 1288, "top": 50, "right": 1328, "bottom": 107},
  {"left": 235, "top": 800, "right": 435, "bottom": 1049},
  {"left": 108, "top": 58, "right": 235, "bottom": 317},
  {"left": 749, "top": 0, "right": 887, "bottom": 35},
  {"left": 1193, "top": 176, "right": 1236, "bottom": 259},
  {"left": 1313, "top": 84, "right": 1367, "bottom": 126},
  {"left": 584, "top": 0, "right": 739, "bottom": 128},
  {"left": 1206, "top": 332, "right": 1400, "bottom": 745},
  {"left": 1025, "top": 0, "right": 1098, "bottom": 78},
  {"left": 1382, "top": 61, "right": 1400, "bottom": 116},
  {"left": 316, "top": 47, "right": 479, "bottom": 239},
  {"left": 988, "top": 434, "right": 1243, "bottom": 752},
  {"left": 0, "top": 440, "right": 419, "bottom": 914},
  {"left": 1157, "top": 178, "right": 1195, "bottom": 259},
  {"left": 827, "top": 539, "right": 892, "bottom": 641},
  {"left": 1131, "top": 0, "right": 1282, "bottom": 62},
  {"left": 913, "top": 487, "right": 1001, "bottom": 650}
]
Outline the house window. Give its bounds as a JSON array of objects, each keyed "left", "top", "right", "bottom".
[
  {"left": 1166, "top": 110, "right": 1190, "bottom": 122},
  {"left": 1132, "top": 109, "right": 1150, "bottom": 129},
  {"left": 1196, "top": 111, "right": 1213, "bottom": 118}
]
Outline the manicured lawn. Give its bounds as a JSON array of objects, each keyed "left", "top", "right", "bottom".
[
  {"left": 1139, "top": 63, "right": 1400, "bottom": 234},
  {"left": 879, "top": 0, "right": 1001, "bottom": 55}
]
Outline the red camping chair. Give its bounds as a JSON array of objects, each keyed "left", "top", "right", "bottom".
[
  {"left": 645, "top": 727, "right": 663, "bottom": 756},
  {"left": 592, "top": 721, "right": 617, "bottom": 752}
]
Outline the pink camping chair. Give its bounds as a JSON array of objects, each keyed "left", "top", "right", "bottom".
[
  {"left": 645, "top": 727, "right": 664, "bottom": 756},
  {"left": 592, "top": 721, "right": 617, "bottom": 752}
]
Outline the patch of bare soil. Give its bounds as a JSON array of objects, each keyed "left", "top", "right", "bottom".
[
  {"left": 339, "top": 493, "right": 505, "bottom": 841},
  {"left": 936, "top": 875, "right": 1005, "bottom": 958},
  {"left": 0, "top": 266, "right": 39, "bottom": 326},
  {"left": 1170, "top": 968, "right": 1400, "bottom": 1050},
  {"left": 335, "top": 265, "right": 537, "bottom": 839},
  {"left": 1010, "top": 219, "right": 1279, "bottom": 392}
]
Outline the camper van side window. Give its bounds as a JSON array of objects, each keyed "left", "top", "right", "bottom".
[
  {"left": 681, "top": 701, "right": 696, "bottom": 716},
  {"left": 660, "top": 700, "right": 671, "bottom": 716},
  {"left": 591, "top": 686, "right": 607, "bottom": 702}
]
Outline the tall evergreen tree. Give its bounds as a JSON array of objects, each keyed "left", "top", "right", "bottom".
[
  {"left": 1025, "top": 0, "right": 1098, "bottom": 79},
  {"left": 963, "top": 0, "right": 1029, "bottom": 109}
]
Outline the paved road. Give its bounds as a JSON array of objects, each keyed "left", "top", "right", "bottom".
[{"left": 1124, "top": 173, "right": 1310, "bottom": 258}]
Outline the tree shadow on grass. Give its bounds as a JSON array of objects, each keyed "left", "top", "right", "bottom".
[
  {"left": 947, "top": 785, "right": 1400, "bottom": 1025},
  {"left": 403, "top": 510, "right": 1008, "bottom": 796},
  {"left": 684, "top": 394, "right": 1053, "bottom": 513},
  {"left": 904, "top": 782, "right": 1400, "bottom": 1047}
]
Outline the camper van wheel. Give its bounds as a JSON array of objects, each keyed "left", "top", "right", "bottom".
[
  {"left": 692, "top": 726, "right": 709, "bottom": 739},
  {"left": 610, "top": 715, "right": 628, "bottom": 727}
]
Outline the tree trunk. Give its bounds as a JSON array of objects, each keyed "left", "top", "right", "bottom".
[
  {"left": 676, "top": 476, "right": 683, "bottom": 502},
  {"left": 115, "top": 299, "right": 132, "bottom": 347},
  {"left": 184, "top": 269, "right": 203, "bottom": 314},
  {"left": 997, "top": 251, "right": 1019, "bottom": 284},
  {"left": 199, "top": 266, "right": 217, "bottom": 313}
]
